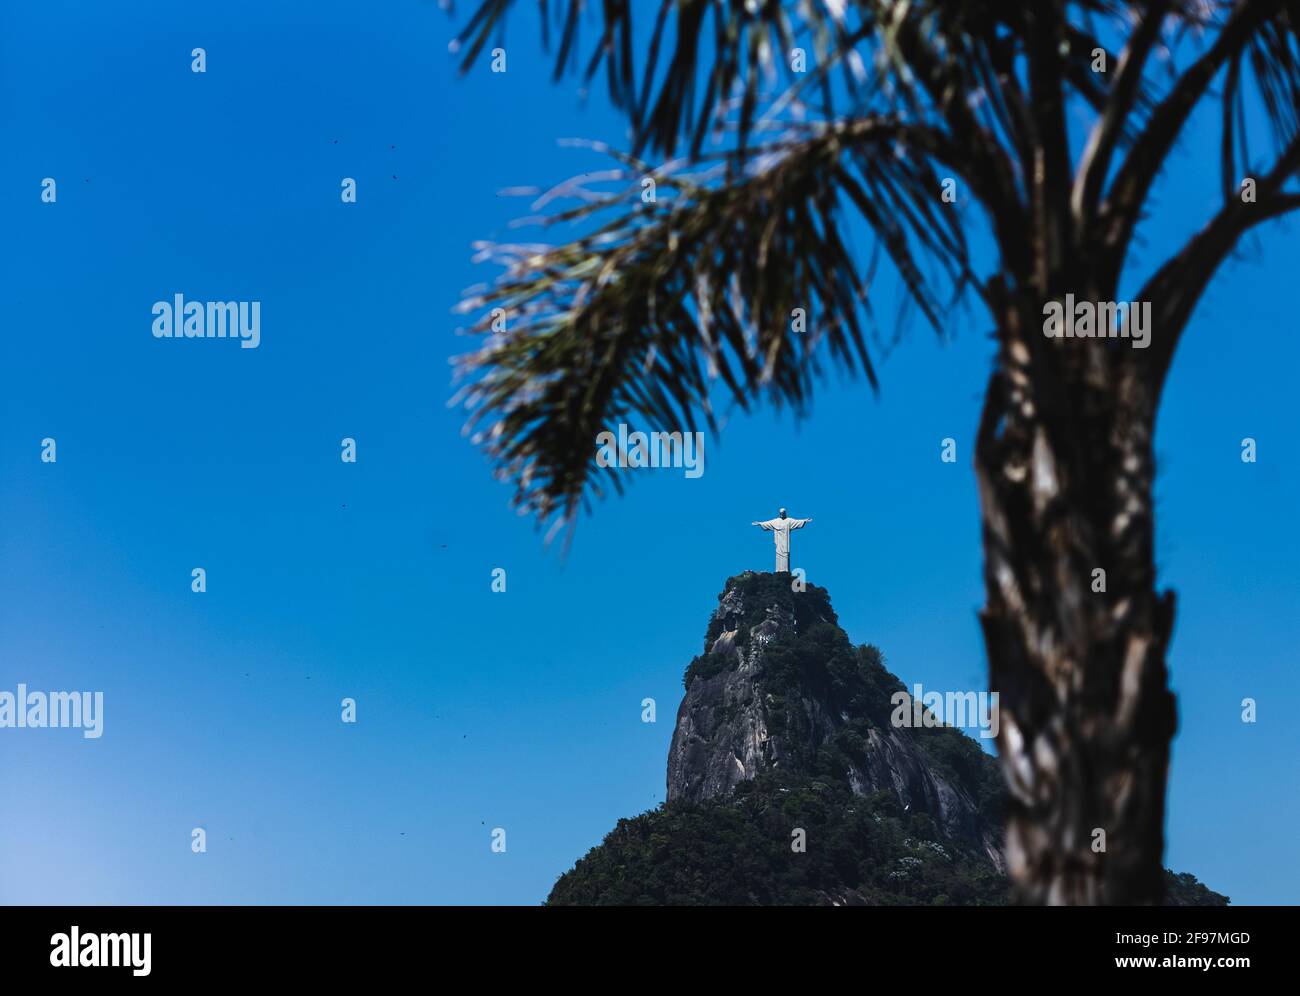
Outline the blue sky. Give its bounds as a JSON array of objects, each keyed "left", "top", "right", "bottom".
[{"left": 0, "top": 1, "right": 1296, "bottom": 904}]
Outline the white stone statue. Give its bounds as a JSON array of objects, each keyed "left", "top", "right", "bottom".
[{"left": 750, "top": 508, "right": 813, "bottom": 573}]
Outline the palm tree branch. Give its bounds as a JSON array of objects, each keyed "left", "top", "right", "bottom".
[
  {"left": 877, "top": 2, "right": 1030, "bottom": 279},
  {"left": 1072, "top": 1, "right": 1171, "bottom": 228},
  {"left": 453, "top": 0, "right": 868, "bottom": 157},
  {"left": 453, "top": 119, "right": 972, "bottom": 525},
  {"left": 1097, "top": 0, "right": 1288, "bottom": 287},
  {"left": 1138, "top": 130, "right": 1300, "bottom": 392},
  {"left": 1025, "top": 2, "right": 1076, "bottom": 289}
]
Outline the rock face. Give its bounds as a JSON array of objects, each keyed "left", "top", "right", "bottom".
[
  {"left": 546, "top": 571, "right": 1226, "bottom": 905},
  {"left": 667, "top": 572, "right": 1005, "bottom": 868}
]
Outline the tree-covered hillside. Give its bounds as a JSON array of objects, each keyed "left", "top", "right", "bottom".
[{"left": 549, "top": 573, "right": 1227, "bottom": 906}]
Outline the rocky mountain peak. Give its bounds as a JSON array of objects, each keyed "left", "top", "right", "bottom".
[
  {"left": 668, "top": 571, "right": 1004, "bottom": 868},
  {"left": 545, "top": 572, "right": 1226, "bottom": 905}
]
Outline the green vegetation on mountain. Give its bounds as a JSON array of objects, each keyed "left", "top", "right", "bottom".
[
  {"left": 548, "top": 776, "right": 1226, "bottom": 906},
  {"left": 550, "top": 573, "right": 1227, "bottom": 906},
  {"left": 548, "top": 773, "right": 1007, "bottom": 906}
]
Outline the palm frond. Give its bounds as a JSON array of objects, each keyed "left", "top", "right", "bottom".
[
  {"left": 1095, "top": 0, "right": 1299, "bottom": 283},
  {"left": 453, "top": 120, "right": 970, "bottom": 526},
  {"left": 448, "top": 0, "right": 1300, "bottom": 522},
  {"left": 451, "top": 0, "right": 872, "bottom": 157}
]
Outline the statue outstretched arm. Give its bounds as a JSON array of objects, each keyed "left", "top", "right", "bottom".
[
  {"left": 789, "top": 517, "right": 813, "bottom": 529},
  {"left": 752, "top": 519, "right": 776, "bottom": 530}
]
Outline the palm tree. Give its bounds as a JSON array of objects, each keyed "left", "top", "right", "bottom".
[{"left": 449, "top": 1, "right": 1300, "bottom": 904}]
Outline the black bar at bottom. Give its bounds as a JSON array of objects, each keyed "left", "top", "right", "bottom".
[{"left": 0, "top": 905, "right": 1283, "bottom": 981}]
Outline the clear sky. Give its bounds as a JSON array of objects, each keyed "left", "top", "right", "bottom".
[{"left": 1, "top": 1, "right": 1296, "bottom": 905}]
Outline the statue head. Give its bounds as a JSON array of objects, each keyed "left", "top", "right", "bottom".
[{"left": 779, "top": 507, "right": 787, "bottom": 518}]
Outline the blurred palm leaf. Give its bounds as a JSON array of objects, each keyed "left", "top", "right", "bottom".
[
  {"left": 454, "top": 120, "right": 969, "bottom": 525},
  {"left": 450, "top": 0, "right": 1300, "bottom": 529}
]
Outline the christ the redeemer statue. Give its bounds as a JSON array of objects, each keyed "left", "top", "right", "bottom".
[{"left": 751, "top": 508, "right": 813, "bottom": 573}]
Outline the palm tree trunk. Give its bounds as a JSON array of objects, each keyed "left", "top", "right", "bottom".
[{"left": 974, "top": 293, "right": 1178, "bottom": 904}]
